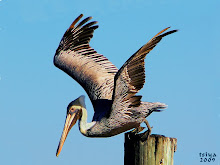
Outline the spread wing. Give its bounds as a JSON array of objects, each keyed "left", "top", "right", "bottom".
[
  {"left": 110, "top": 27, "right": 178, "bottom": 119},
  {"left": 54, "top": 14, "right": 118, "bottom": 105}
]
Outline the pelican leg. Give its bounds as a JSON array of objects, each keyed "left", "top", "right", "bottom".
[{"left": 141, "top": 119, "right": 153, "bottom": 141}]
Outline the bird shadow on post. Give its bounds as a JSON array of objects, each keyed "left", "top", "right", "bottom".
[{"left": 124, "top": 133, "right": 177, "bottom": 165}]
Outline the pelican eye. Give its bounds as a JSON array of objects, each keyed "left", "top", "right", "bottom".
[
  {"left": 70, "top": 107, "right": 75, "bottom": 112},
  {"left": 69, "top": 106, "right": 81, "bottom": 113}
]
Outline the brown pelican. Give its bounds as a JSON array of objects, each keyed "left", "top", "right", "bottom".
[{"left": 54, "top": 14, "right": 177, "bottom": 157}]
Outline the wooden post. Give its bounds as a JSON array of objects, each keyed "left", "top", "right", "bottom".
[{"left": 124, "top": 133, "right": 177, "bottom": 165}]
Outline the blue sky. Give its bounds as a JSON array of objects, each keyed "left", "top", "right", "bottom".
[{"left": 1, "top": 0, "right": 219, "bottom": 165}]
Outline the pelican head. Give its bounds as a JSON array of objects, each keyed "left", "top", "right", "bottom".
[{"left": 56, "top": 95, "right": 85, "bottom": 157}]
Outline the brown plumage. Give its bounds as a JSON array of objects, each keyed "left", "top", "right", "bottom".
[{"left": 54, "top": 14, "right": 177, "bottom": 156}]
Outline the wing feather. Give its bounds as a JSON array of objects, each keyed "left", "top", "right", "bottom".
[
  {"left": 110, "top": 27, "right": 177, "bottom": 118},
  {"left": 54, "top": 14, "right": 118, "bottom": 105}
]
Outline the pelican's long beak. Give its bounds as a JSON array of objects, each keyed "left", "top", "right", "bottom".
[{"left": 56, "top": 108, "right": 81, "bottom": 157}]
